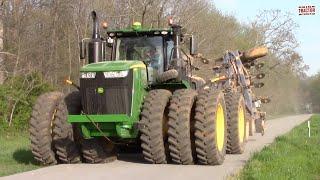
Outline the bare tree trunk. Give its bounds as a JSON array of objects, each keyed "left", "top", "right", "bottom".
[
  {"left": 67, "top": 28, "right": 72, "bottom": 92},
  {"left": 0, "top": 1, "right": 4, "bottom": 84}
]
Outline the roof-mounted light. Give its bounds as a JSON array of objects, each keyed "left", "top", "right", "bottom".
[
  {"left": 161, "top": 31, "right": 168, "bottom": 35},
  {"left": 102, "top": 21, "right": 108, "bottom": 29},
  {"left": 132, "top": 22, "right": 142, "bottom": 30}
]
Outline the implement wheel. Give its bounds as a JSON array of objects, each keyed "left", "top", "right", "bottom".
[
  {"left": 225, "top": 92, "right": 247, "bottom": 154},
  {"left": 140, "top": 89, "right": 172, "bottom": 164},
  {"left": 247, "top": 110, "right": 256, "bottom": 136},
  {"left": 29, "top": 92, "right": 64, "bottom": 165},
  {"left": 168, "top": 89, "right": 197, "bottom": 165},
  {"left": 194, "top": 89, "right": 227, "bottom": 165},
  {"left": 52, "top": 91, "right": 82, "bottom": 163}
]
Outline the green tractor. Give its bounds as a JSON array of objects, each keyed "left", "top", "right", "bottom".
[{"left": 29, "top": 11, "right": 243, "bottom": 166}]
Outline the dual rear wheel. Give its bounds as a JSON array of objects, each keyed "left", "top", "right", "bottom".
[{"left": 141, "top": 88, "right": 247, "bottom": 165}]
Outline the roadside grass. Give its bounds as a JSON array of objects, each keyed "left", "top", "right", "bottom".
[
  {"left": 0, "top": 132, "right": 40, "bottom": 177},
  {"left": 238, "top": 114, "right": 320, "bottom": 180}
]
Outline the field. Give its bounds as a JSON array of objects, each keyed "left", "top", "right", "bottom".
[
  {"left": 0, "top": 133, "right": 39, "bottom": 177},
  {"left": 238, "top": 115, "right": 320, "bottom": 179}
]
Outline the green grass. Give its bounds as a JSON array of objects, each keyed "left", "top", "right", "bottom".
[
  {"left": 0, "top": 133, "right": 40, "bottom": 177},
  {"left": 238, "top": 115, "right": 320, "bottom": 180}
]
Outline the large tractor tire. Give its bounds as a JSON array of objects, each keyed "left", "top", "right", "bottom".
[
  {"left": 140, "top": 89, "right": 172, "bottom": 164},
  {"left": 52, "top": 91, "right": 82, "bottom": 163},
  {"left": 168, "top": 89, "right": 197, "bottom": 165},
  {"left": 29, "top": 92, "right": 64, "bottom": 165},
  {"left": 194, "top": 89, "right": 227, "bottom": 165},
  {"left": 225, "top": 92, "right": 247, "bottom": 154},
  {"left": 81, "top": 138, "right": 117, "bottom": 163}
]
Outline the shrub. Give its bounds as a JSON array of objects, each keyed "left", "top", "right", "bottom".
[{"left": 0, "top": 72, "right": 54, "bottom": 133}]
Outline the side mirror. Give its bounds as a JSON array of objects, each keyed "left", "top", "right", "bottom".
[
  {"left": 107, "top": 37, "right": 114, "bottom": 48},
  {"left": 190, "top": 35, "right": 198, "bottom": 55},
  {"left": 79, "top": 41, "right": 86, "bottom": 59}
]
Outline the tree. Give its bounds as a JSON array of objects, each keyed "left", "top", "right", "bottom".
[{"left": 0, "top": 0, "right": 4, "bottom": 84}]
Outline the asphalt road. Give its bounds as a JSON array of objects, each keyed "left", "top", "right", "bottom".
[{"left": 2, "top": 114, "right": 312, "bottom": 180}]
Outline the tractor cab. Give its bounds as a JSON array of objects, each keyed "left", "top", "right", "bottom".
[
  {"left": 79, "top": 11, "right": 198, "bottom": 86},
  {"left": 106, "top": 24, "right": 174, "bottom": 83}
]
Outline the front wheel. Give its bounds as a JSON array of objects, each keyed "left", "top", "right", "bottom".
[
  {"left": 29, "top": 92, "right": 64, "bottom": 165},
  {"left": 52, "top": 91, "right": 82, "bottom": 164}
]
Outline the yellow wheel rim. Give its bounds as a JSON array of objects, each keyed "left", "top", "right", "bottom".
[
  {"left": 216, "top": 103, "right": 225, "bottom": 152},
  {"left": 238, "top": 105, "right": 245, "bottom": 143}
]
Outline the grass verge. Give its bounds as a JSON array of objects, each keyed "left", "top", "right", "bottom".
[
  {"left": 238, "top": 114, "right": 320, "bottom": 179},
  {"left": 0, "top": 133, "right": 39, "bottom": 177}
]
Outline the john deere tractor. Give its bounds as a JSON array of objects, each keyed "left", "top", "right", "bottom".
[{"left": 29, "top": 11, "right": 267, "bottom": 166}]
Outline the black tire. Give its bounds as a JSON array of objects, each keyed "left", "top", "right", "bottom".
[
  {"left": 52, "top": 91, "right": 82, "bottom": 163},
  {"left": 81, "top": 138, "right": 117, "bottom": 163},
  {"left": 194, "top": 89, "right": 227, "bottom": 165},
  {"left": 168, "top": 89, "right": 197, "bottom": 165},
  {"left": 157, "top": 69, "right": 179, "bottom": 82},
  {"left": 225, "top": 92, "right": 247, "bottom": 154},
  {"left": 140, "top": 89, "right": 172, "bottom": 164},
  {"left": 29, "top": 91, "right": 64, "bottom": 165}
]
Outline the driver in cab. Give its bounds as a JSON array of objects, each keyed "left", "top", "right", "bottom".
[{"left": 145, "top": 47, "right": 160, "bottom": 70}]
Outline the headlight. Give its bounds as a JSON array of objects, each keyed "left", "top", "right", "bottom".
[
  {"left": 80, "top": 72, "right": 96, "bottom": 79},
  {"left": 104, "top": 70, "right": 128, "bottom": 78}
]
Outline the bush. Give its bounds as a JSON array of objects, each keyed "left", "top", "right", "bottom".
[{"left": 0, "top": 72, "right": 54, "bottom": 133}]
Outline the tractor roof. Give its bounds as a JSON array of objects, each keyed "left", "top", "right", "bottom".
[
  {"left": 107, "top": 28, "right": 173, "bottom": 37},
  {"left": 107, "top": 21, "right": 173, "bottom": 37}
]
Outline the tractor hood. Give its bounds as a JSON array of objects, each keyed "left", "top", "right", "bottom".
[{"left": 80, "top": 60, "right": 146, "bottom": 72}]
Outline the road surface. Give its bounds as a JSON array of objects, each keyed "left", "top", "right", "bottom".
[{"left": 2, "top": 114, "right": 312, "bottom": 180}]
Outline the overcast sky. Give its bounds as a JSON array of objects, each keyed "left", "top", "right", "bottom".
[{"left": 211, "top": 0, "right": 320, "bottom": 76}]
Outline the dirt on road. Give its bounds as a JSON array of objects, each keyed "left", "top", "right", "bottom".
[{"left": 2, "top": 114, "right": 311, "bottom": 180}]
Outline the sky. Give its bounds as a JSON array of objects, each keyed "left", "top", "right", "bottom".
[{"left": 211, "top": 0, "right": 320, "bottom": 76}]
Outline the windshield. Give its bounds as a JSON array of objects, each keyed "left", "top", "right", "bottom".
[{"left": 115, "top": 36, "right": 164, "bottom": 72}]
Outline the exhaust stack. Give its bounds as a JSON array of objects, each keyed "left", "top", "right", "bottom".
[
  {"left": 91, "top": 11, "right": 100, "bottom": 39},
  {"left": 88, "top": 11, "right": 105, "bottom": 63}
]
